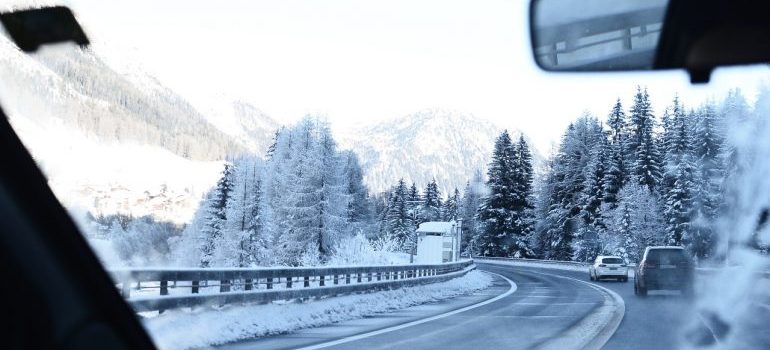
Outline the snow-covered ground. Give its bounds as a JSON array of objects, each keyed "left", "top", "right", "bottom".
[
  {"left": 8, "top": 116, "right": 223, "bottom": 224},
  {"left": 143, "top": 270, "right": 492, "bottom": 350}
]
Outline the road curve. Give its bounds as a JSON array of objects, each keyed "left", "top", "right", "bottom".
[
  {"left": 221, "top": 262, "right": 770, "bottom": 349},
  {"left": 480, "top": 263, "right": 696, "bottom": 350},
  {"left": 222, "top": 264, "right": 619, "bottom": 350}
]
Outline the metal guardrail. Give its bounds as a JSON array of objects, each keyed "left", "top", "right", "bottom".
[{"left": 110, "top": 260, "right": 475, "bottom": 312}]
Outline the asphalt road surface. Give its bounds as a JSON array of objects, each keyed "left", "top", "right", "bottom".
[{"left": 220, "top": 262, "right": 770, "bottom": 350}]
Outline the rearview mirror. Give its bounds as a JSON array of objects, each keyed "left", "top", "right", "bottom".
[
  {"left": 530, "top": 0, "right": 668, "bottom": 71},
  {"left": 0, "top": 6, "right": 89, "bottom": 52},
  {"left": 530, "top": 0, "right": 770, "bottom": 83}
]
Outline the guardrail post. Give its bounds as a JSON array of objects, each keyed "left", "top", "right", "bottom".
[
  {"left": 345, "top": 274, "right": 350, "bottom": 284},
  {"left": 304, "top": 276, "right": 310, "bottom": 287},
  {"left": 245, "top": 278, "right": 253, "bottom": 291},
  {"left": 622, "top": 28, "right": 632, "bottom": 50},
  {"left": 319, "top": 275, "right": 325, "bottom": 287},
  {"left": 267, "top": 277, "right": 273, "bottom": 289},
  {"left": 286, "top": 277, "right": 292, "bottom": 288},
  {"left": 158, "top": 280, "right": 169, "bottom": 314},
  {"left": 220, "top": 279, "right": 230, "bottom": 293},
  {"left": 192, "top": 280, "right": 199, "bottom": 294},
  {"left": 334, "top": 274, "right": 339, "bottom": 284},
  {"left": 376, "top": 272, "right": 381, "bottom": 281},
  {"left": 357, "top": 273, "right": 362, "bottom": 283},
  {"left": 367, "top": 272, "right": 372, "bottom": 282}
]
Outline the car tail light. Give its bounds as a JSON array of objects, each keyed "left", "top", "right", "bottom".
[{"left": 598, "top": 264, "right": 606, "bottom": 267}]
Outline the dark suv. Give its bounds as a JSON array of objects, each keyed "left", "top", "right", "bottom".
[{"left": 634, "top": 246, "right": 694, "bottom": 297}]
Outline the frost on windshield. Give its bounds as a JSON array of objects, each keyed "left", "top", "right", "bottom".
[{"left": 686, "top": 87, "right": 770, "bottom": 349}]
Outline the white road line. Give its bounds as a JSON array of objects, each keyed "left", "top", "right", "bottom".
[
  {"left": 293, "top": 272, "right": 517, "bottom": 350},
  {"left": 525, "top": 270, "right": 626, "bottom": 350}
]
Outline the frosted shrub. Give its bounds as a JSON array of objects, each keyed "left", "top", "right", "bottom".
[{"left": 326, "top": 234, "right": 409, "bottom": 266}]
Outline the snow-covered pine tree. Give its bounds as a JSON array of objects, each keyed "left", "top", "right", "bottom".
[
  {"left": 271, "top": 118, "right": 351, "bottom": 265},
  {"left": 461, "top": 170, "right": 484, "bottom": 255},
  {"left": 407, "top": 182, "right": 422, "bottom": 223},
  {"left": 376, "top": 190, "right": 392, "bottom": 237},
  {"left": 580, "top": 135, "right": 608, "bottom": 230},
  {"left": 573, "top": 135, "right": 609, "bottom": 262},
  {"left": 720, "top": 89, "right": 750, "bottom": 175},
  {"left": 664, "top": 154, "right": 696, "bottom": 246},
  {"left": 342, "top": 151, "right": 371, "bottom": 224},
  {"left": 628, "top": 87, "right": 662, "bottom": 191},
  {"left": 686, "top": 103, "right": 724, "bottom": 259},
  {"left": 262, "top": 122, "right": 297, "bottom": 262},
  {"left": 385, "top": 179, "right": 414, "bottom": 252},
  {"left": 513, "top": 135, "right": 536, "bottom": 253},
  {"left": 660, "top": 97, "right": 697, "bottom": 247},
  {"left": 608, "top": 180, "right": 665, "bottom": 262},
  {"left": 408, "top": 182, "right": 420, "bottom": 202},
  {"left": 200, "top": 162, "right": 235, "bottom": 267},
  {"left": 421, "top": 179, "right": 442, "bottom": 223},
  {"left": 603, "top": 99, "right": 628, "bottom": 206},
  {"left": 213, "top": 156, "right": 269, "bottom": 267},
  {"left": 604, "top": 97, "right": 630, "bottom": 204},
  {"left": 295, "top": 121, "right": 349, "bottom": 264},
  {"left": 477, "top": 130, "right": 532, "bottom": 257},
  {"left": 538, "top": 117, "right": 604, "bottom": 261},
  {"left": 607, "top": 98, "right": 627, "bottom": 146},
  {"left": 442, "top": 188, "right": 460, "bottom": 220},
  {"left": 266, "top": 127, "right": 283, "bottom": 160}
]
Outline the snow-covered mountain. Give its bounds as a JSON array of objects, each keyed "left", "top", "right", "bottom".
[
  {"left": 0, "top": 34, "right": 538, "bottom": 223},
  {"left": 188, "top": 96, "right": 279, "bottom": 155},
  {"left": 0, "top": 38, "right": 278, "bottom": 223},
  {"left": 339, "top": 109, "right": 543, "bottom": 196}
]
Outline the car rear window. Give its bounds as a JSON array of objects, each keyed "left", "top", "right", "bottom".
[
  {"left": 646, "top": 249, "right": 688, "bottom": 264},
  {"left": 602, "top": 258, "right": 623, "bottom": 264}
]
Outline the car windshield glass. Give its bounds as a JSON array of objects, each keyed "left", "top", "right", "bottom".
[{"left": 2, "top": 1, "right": 770, "bottom": 349}]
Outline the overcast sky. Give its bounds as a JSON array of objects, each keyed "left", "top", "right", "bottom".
[{"left": 64, "top": 0, "right": 770, "bottom": 153}]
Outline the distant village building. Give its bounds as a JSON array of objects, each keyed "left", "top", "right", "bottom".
[{"left": 415, "top": 220, "right": 461, "bottom": 264}]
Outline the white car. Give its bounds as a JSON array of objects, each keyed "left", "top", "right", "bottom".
[{"left": 589, "top": 255, "right": 629, "bottom": 282}]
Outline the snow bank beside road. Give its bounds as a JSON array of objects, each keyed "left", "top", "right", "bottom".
[{"left": 144, "top": 270, "right": 493, "bottom": 350}]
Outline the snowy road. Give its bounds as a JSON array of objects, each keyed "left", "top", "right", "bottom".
[{"left": 216, "top": 262, "right": 770, "bottom": 349}]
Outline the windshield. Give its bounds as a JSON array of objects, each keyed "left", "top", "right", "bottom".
[{"left": 2, "top": 1, "right": 770, "bottom": 350}]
